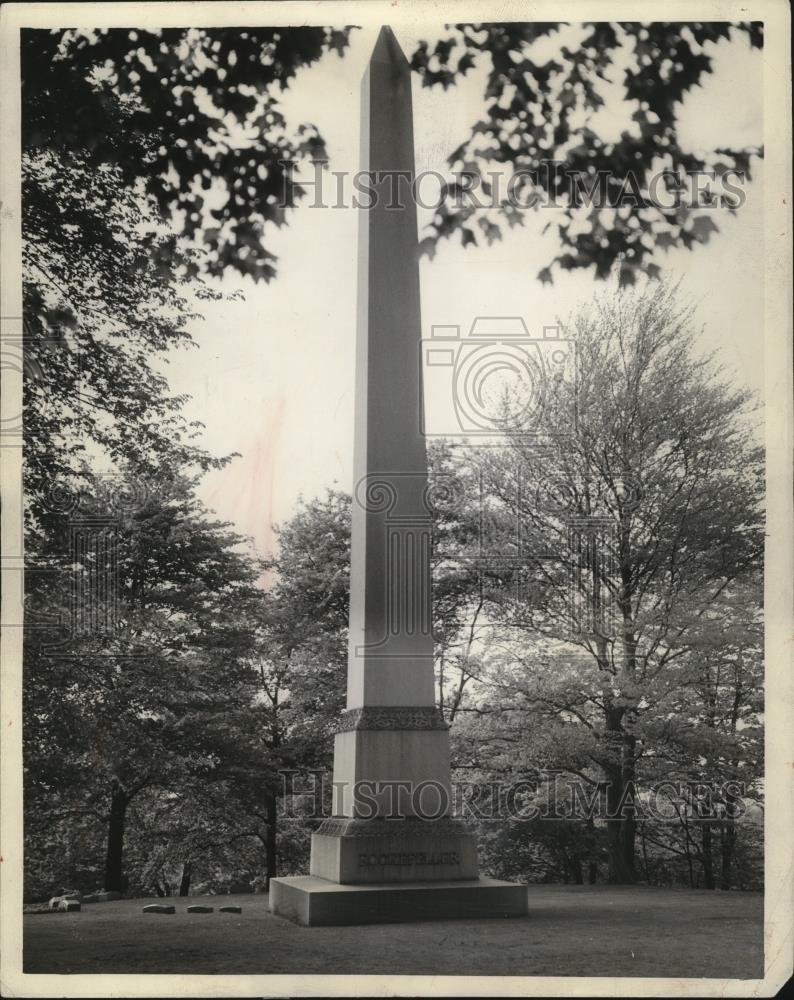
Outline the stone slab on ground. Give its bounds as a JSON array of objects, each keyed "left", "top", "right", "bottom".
[
  {"left": 187, "top": 905, "right": 213, "bottom": 913},
  {"left": 142, "top": 904, "right": 175, "bottom": 914},
  {"left": 219, "top": 905, "right": 242, "bottom": 913},
  {"left": 48, "top": 892, "right": 81, "bottom": 910},
  {"left": 269, "top": 875, "right": 528, "bottom": 926}
]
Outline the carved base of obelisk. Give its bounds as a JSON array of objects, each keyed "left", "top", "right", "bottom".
[{"left": 309, "top": 817, "right": 479, "bottom": 883}]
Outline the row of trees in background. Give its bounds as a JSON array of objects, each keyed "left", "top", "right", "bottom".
[
  {"left": 21, "top": 25, "right": 763, "bottom": 899},
  {"left": 24, "top": 283, "right": 763, "bottom": 899},
  {"left": 24, "top": 471, "right": 350, "bottom": 897}
]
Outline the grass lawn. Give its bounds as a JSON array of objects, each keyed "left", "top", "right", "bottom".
[{"left": 23, "top": 883, "right": 763, "bottom": 978}]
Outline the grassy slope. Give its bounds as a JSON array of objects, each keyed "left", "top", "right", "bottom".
[{"left": 23, "top": 884, "right": 763, "bottom": 978}]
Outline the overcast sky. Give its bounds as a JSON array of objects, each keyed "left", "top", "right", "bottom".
[{"left": 163, "top": 24, "right": 764, "bottom": 560}]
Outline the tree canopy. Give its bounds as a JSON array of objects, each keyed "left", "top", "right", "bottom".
[
  {"left": 440, "top": 281, "right": 763, "bottom": 881},
  {"left": 22, "top": 22, "right": 763, "bottom": 290},
  {"left": 412, "top": 22, "right": 763, "bottom": 284}
]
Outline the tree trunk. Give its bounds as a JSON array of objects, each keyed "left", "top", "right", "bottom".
[
  {"left": 104, "top": 782, "right": 128, "bottom": 893},
  {"left": 621, "top": 734, "right": 637, "bottom": 878},
  {"left": 264, "top": 792, "right": 277, "bottom": 891},
  {"left": 720, "top": 818, "right": 737, "bottom": 889},
  {"left": 605, "top": 790, "right": 636, "bottom": 882},
  {"left": 682, "top": 822, "right": 695, "bottom": 888},
  {"left": 179, "top": 861, "right": 192, "bottom": 897},
  {"left": 641, "top": 823, "right": 652, "bottom": 884},
  {"left": 604, "top": 708, "right": 636, "bottom": 884},
  {"left": 588, "top": 860, "right": 598, "bottom": 884},
  {"left": 700, "top": 824, "right": 715, "bottom": 889}
]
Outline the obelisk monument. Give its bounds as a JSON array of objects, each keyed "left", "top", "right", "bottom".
[{"left": 269, "top": 27, "right": 528, "bottom": 925}]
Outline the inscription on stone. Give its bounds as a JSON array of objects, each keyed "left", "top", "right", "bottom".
[{"left": 359, "top": 851, "right": 460, "bottom": 867}]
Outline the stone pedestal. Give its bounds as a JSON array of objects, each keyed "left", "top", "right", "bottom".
[
  {"left": 270, "top": 877, "right": 528, "bottom": 927},
  {"left": 329, "top": 706, "right": 451, "bottom": 818}
]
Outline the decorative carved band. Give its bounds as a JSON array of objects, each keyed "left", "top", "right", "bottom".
[
  {"left": 314, "top": 817, "right": 471, "bottom": 840},
  {"left": 337, "top": 706, "right": 448, "bottom": 733}
]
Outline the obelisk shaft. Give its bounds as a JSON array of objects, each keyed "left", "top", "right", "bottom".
[
  {"left": 347, "top": 26, "right": 435, "bottom": 709},
  {"left": 310, "top": 26, "right": 471, "bottom": 854},
  {"left": 272, "top": 27, "right": 528, "bottom": 915}
]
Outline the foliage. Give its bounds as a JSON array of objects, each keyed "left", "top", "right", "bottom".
[
  {"left": 437, "top": 280, "right": 764, "bottom": 884},
  {"left": 23, "top": 24, "right": 763, "bottom": 291},
  {"left": 411, "top": 22, "right": 763, "bottom": 284},
  {"left": 22, "top": 27, "right": 353, "bottom": 283},
  {"left": 23, "top": 467, "right": 263, "bottom": 896},
  {"left": 21, "top": 26, "right": 355, "bottom": 538}
]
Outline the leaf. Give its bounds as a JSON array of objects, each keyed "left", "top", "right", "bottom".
[
  {"left": 418, "top": 236, "right": 438, "bottom": 260},
  {"left": 654, "top": 232, "right": 677, "bottom": 251},
  {"left": 690, "top": 215, "right": 719, "bottom": 244},
  {"left": 478, "top": 217, "right": 502, "bottom": 246}
]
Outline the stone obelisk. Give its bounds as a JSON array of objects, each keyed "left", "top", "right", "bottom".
[{"left": 269, "top": 27, "right": 528, "bottom": 926}]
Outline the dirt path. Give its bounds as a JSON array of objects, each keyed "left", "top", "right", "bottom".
[{"left": 23, "top": 884, "right": 763, "bottom": 978}]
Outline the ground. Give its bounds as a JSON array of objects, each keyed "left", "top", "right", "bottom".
[{"left": 23, "top": 884, "right": 763, "bottom": 978}]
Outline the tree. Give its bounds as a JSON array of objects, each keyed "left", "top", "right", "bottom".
[
  {"left": 23, "top": 467, "right": 263, "bottom": 895},
  {"left": 427, "top": 441, "right": 493, "bottom": 721},
  {"left": 21, "top": 28, "right": 352, "bottom": 283},
  {"left": 231, "top": 490, "right": 352, "bottom": 887},
  {"left": 411, "top": 22, "right": 763, "bottom": 284},
  {"left": 638, "top": 574, "right": 763, "bottom": 889},
  {"left": 20, "top": 28, "right": 365, "bottom": 898},
  {"left": 447, "top": 280, "right": 763, "bottom": 882},
  {"left": 22, "top": 110, "right": 237, "bottom": 537},
  {"left": 19, "top": 27, "right": 355, "bottom": 898},
  {"left": 21, "top": 27, "right": 355, "bottom": 535}
]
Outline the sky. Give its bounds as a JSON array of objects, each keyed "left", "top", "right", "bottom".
[{"left": 162, "top": 24, "right": 764, "bottom": 561}]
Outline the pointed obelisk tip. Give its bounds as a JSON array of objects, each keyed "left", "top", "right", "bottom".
[{"left": 370, "top": 25, "right": 408, "bottom": 65}]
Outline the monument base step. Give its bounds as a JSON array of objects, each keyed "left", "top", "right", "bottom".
[{"left": 269, "top": 875, "right": 528, "bottom": 926}]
